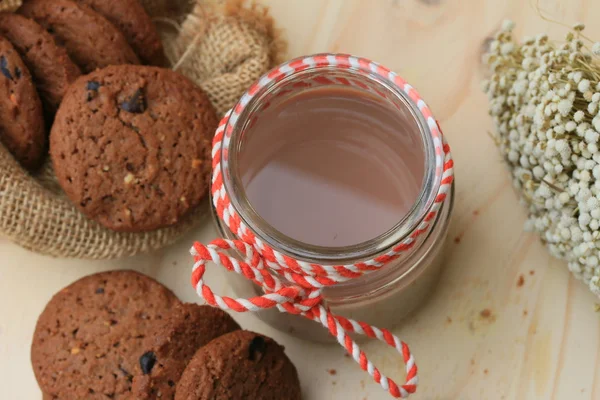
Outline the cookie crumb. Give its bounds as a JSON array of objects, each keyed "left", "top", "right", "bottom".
[
  {"left": 191, "top": 159, "right": 202, "bottom": 169},
  {"left": 484, "top": 369, "right": 489, "bottom": 374},
  {"left": 473, "top": 210, "right": 480, "bottom": 216},
  {"left": 523, "top": 310, "right": 528, "bottom": 316},
  {"left": 328, "top": 369, "right": 336, "bottom": 375},
  {"left": 124, "top": 173, "right": 134, "bottom": 185},
  {"left": 480, "top": 309, "right": 492, "bottom": 318},
  {"left": 118, "top": 366, "right": 132, "bottom": 379},
  {"left": 517, "top": 274, "right": 525, "bottom": 287},
  {"left": 529, "top": 270, "right": 535, "bottom": 275}
]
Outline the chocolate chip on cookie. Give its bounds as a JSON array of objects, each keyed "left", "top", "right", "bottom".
[
  {"left": 132, "top": 303, "right": 241, "bottom": 399},
  {"left": 50, "top": 65, "right": 217, "bottom": 232},
  {"left": 175, "top": 331, "right": 302, "bottom": 400},
  {"left": 19, "top": 0, "right": 140, "bottom": 73},
  {"left": 0, "top": 13, "right": 81, "bottom": 117},
  {"left": 31, "top": 270, "right": 180, "bottom": 399},
  {"left": 0, "top": 34, "right": 45, "bottom": 169}
]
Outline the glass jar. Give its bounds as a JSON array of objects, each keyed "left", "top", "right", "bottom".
[{"left": 211, "top": 54, "right": 455, "bottom": 343}]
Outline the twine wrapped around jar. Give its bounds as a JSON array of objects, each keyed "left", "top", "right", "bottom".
[
  {"left": 189, "top": 55, "right": 456, "bottom": 398},
  {"left": 0, "top": 0, "right": 285, "bottom": 259}
]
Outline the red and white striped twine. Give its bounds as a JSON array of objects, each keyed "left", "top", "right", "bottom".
[{"left": 190, "top": 54, "right": 454, "bottom": 398}]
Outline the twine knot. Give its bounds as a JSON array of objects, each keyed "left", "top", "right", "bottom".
[{"left": 190, "top": 238, "right": 418, "bottom": 398}]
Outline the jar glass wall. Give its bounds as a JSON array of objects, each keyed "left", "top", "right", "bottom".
[{"left": 211, "top": 54, "right": 455, "bottom": 343}]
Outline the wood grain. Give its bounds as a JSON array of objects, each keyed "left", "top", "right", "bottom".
[{"left": 1, "top": 0, "right": 600, "bottom": 399}]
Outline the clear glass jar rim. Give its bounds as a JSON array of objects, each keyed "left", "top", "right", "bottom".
[{"left": 221, "top": 53, "right": 443, "bottom": 264}]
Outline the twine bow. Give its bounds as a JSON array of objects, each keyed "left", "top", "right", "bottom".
[
  {"left": 189, "top": 54, "right": 454, "bottom": 398},
  {"left": 190, "top": 238, "right": 418, "bottom": 398}
]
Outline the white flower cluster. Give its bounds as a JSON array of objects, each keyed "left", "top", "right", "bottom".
[{"left": 483, "top": 21, "right": 600, "bottom": 296}]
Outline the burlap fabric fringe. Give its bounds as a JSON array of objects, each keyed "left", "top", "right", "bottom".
[{"left": 0, "top": 0, "right": 285, "bottom": 259}]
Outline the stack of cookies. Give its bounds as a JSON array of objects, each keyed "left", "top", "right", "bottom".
[
  {"left": 32, "top": 270, "right": 302, "bottom": 399},
  {"left": 0, "top": 0, "right": 218, "bottom": 233}
]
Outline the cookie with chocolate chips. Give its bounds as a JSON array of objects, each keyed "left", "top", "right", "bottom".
[
  {"left": 132, "top": 303, "right": 241, "bottom": 399},
  {"left": 75, "top": 0, "right": 165, "bottom": 65},
  {"left": 50, "top": 65, "right": 217, "bottom": 232},
  {"left": 31, "top": 270, "right": 180, "bottom": 399},
  {"left": 0, "top": 13, "right": 81, "bottom": 117},
  {"left": 0, "top": 34, "right": 45, "bottom": 170},
  {"left": 175, "top": 331, "right": 302, "bottom": 400},
  {"left": 19, "top": 0, "right": 140, "bottom": 73}
]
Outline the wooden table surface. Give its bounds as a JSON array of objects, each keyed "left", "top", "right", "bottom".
[{"left": 2, "top": 0, "right": 600, "bottom": 399}]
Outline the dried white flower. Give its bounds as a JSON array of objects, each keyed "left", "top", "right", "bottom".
[
  {"left": 558, "top": 99, "right": 573, "bottom": 116},
  {"left": 586, "top": 129, "right": 600, "bottom": 144},
  {"left": 501, "top": 43, "right": 515, "bottom": 55},
  {"left": 579, "top": 79, "right": 591, "bottom": 93},
  {"left": 484, "top": 22, "right": 600, "bottom": 297},
  {"left": 502, "top": 20, "right": 516, "bottom": 32}
]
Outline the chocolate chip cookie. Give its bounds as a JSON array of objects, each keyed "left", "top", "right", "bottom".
[
  {"left": 0, "top": 35, "right": 45, "bottom": 169},
  {"left": 50, "top": 65, "right": 217, "bottom": 232},
  {"left": 19, "top": 0, "right": 140, "bottom": 73},
  {"left": 76, "top": 0, "right": 165, "bottom": 65},
  {"left": 132, "top": 303, "right": 241, "bottom": 399},
  {"left": 31, "top": 270, "right": 180, "bottom": 399},
  {"left": 175, "top": 331, "right": 302, "bottom": 400},
  {"left": 0, "top": 13, "right": 81, "bottom": 116}
]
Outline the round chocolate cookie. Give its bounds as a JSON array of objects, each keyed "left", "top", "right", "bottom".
[
  {"left": 50, "top": 65, "right": 217, "bottom": 232},
  {"left": 19, "top": 0, "right": 140, "bottom": 73},
  {"left": 0, "top": 13, "right": 81, "bottom": 116},
  {"left": 31, "top": 270, "right": 180, "bottom": 399},
  {"left": 76, "top": 0, "right": 165, "bottom": 65},
  {"left": 175, "top": 331, "right": 302, "bottom": 400},
  {"left": 0, "top": 35, "right": 45, "bottom": 170},
  {"left": 132, "top": 303, "right": 241, "bottom": 399}
]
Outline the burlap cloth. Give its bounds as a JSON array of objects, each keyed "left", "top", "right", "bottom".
[{"left": 0, "top": 0, "right": 285, "bottom": 258}]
